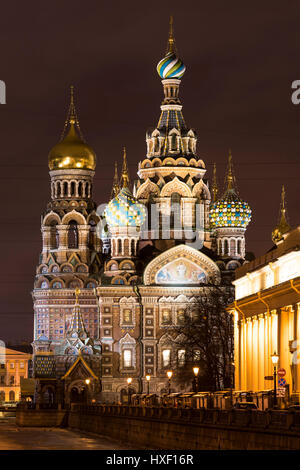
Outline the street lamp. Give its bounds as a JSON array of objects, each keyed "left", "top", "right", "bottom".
[
  {"left": 85, "top": 379, "right": 91, "bottom": 385},
  {"left": 127, "top": 377, "right": 132, "bottom": 405},
  {"left": 193, "top": 367, "right": 199, "bottom": 392},
  {"left": 146, "top": 375, "right": 151, "bottom": 395},
  {"left": 167, "top": 371, "right": 173, "bottom": 395},
  {"left": 271, "top": 352, "right": 279, "bottom": 408}
]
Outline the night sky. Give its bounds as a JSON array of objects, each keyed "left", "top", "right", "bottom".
[{"left": 0, "top": 0, "right": 299, "bottom": 343}]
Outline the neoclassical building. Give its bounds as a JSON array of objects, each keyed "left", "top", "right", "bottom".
[
  {"left": 229, "top": 187, "right": 300, "bottom": 399},
  {"left": 32, "top": 20, "right": 252, "bottom": 403}
]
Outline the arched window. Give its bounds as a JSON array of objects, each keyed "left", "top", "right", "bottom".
[
  {"left": 63, "top": 182, "right": 68, "bottom": 197},
  {"left": 89, "top": 220, "right": 97, "bottom": 249},
  {"left": 78, "top": 181, "right": 82, "bottom": 197},
  {"left": 124, "top": 239, "right": 129, "bottom": 256},
  {"left": 68, "top": 220, "right": 78, "bottom": 249},
  {"left": 131, "top": 239, "right": 135, "bottom": 256},
  {"left": 0, "top": 391, "right": 5, "bottom": 402},
  {"left": 224, "top": 239, "right": 229, "bottom": 255},
  {"left": 71, "top": 181, "right": 75, "bottom": 196},
  {"left": 117, "top": 239, "right": 122, "bottom": 254},
  {"left": 170, "top": 193, "right": 181, "bottom": 230},
  {"left": 9, "top": 390, "right": 15, "bottom": 401},
  {"left": 230, "top": 239, "right": 236, "bottom": 256},
  {"left": 50, "top": 221, "right": 58, "bottom": 250},
  {"left": 237, "top": 239, "right": 242, "bottom": 255}
]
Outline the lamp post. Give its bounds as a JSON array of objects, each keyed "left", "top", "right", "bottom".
[
  {"left": 193, "top": 367, "right": 199, "bottom": 392},
  {"left": 127, "top": 377, "right": 132, "bottom": 405},
  {"left": 146, "top": 375, "right": 151, "bottom": 395},
  {"left": 271, "top": 352, "right": 279, "bottom": 408},
  {"left": 84, "top": 378, "right": 91, "bottom": 404},
  {"left": 167, "top": 371, "right": 173, "bottom": 395}
]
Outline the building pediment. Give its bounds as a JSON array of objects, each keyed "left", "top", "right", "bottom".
[{"left": 143, "top": 244, "right": 220, "bottom": 286}]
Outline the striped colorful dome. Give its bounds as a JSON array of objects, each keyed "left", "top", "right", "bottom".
[
  {"left": 104, "top": 187, "right": 146, "bottom": 227},
  {"left": 210, "top": 191, "right": 252, "bottom": 229},
  {"left": 157, "top": 52, "right": 186, "bottom": 80}
]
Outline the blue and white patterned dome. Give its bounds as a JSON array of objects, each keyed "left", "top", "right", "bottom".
[
  {"left": 157, "top": 51, "right": 186, "bottom": 80},
  {"left": 210, "top": 191, "right": 252, "bottom": 229},
  {"left": 104, "top": 187, "right": 146, "bottom": 227}
]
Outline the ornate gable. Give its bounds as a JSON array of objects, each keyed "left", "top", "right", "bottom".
[{"left": 143, "top": 244, "right": 220, "bottom": 286}]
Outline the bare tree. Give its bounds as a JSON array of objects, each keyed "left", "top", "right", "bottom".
[{"left": 168, "top": 286, "right": 234, "bottom": 392}]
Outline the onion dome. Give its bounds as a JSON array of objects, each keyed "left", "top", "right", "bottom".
[
  {"left": 157, "top": 16, "right": 186, "bottom": 80},
  {"left": 48, "top": 87, "right": 96, "bottom": 171},
  {"left": 104, "top": 148, "right": 146, "bottom": 227},
  {"left": 272, "top": 185, "right": 291, "bottom": 244},
  {"left": 210, "top": 152, "right": 252, "bottom": 229}
]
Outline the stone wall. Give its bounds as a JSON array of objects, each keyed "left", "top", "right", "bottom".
[
  {"left": 68, "top": 405, "right": 300, "bottom": 450},
  {"left": 16, "top": 406, "right": 67, "bottom": 427}
]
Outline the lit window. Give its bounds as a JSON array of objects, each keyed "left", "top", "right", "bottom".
[
  {"left": 162, "top": 349, "right": 171, "bottom": 367},
  {"left": 123, "top": 309, "right": 132, "bottom": 324},
  {"left": 10, "top": 363, "right": 14, "bottom": 369},
  {"left": 177, "top": 309, "right": 185, "bottom": 325},
  {"left": 178, "top": 349, "right": 185, "bottom": 367},
  {"left": 20, "top": 362, "right": 24, "bottom": 369},
  {"left": 123, "top": 349, "right": 132, "bottom": 368},
  {"left": 162, "top": 310, "right": 171, "bottom": 325}
]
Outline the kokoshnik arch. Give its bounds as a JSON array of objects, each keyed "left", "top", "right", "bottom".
[{"left": 31, "top": 18, "right": 252, "bottom": 403}]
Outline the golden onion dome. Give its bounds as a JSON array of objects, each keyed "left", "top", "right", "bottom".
[
  {"left": 48, "top": 86, "right": 96, "bottom": 171},
  {"left": 48, "top": 120, "right": 96, "bottom": 171}
]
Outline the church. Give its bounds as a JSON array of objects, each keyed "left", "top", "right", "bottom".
[{"left": 32, "top": 19, "right": 252, "bottom": 404}]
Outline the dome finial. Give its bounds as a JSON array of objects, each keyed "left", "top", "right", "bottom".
[
  {"left": 167, "top": 15, "right": 175, "bottom": 54},
  {"left": 272, "top": 185, "right": 291, "bottom": 244},
  {"left": 225, "top": 149, "right": 236, "bottom": 192},
  {"left": 211, "top": 163, "right": 218, "bottom": 202},
  {"left": 120, "top": 147, "right": 130, "bottom": 189},
  {"left": 111, "top": 161, "right": 120, "bottom": 199},
  {"left": 157, "top": 18, "right": 185, "bottom": 80},
  {"left": 60, "top": 85, "right": 84, "bottom": 142}
]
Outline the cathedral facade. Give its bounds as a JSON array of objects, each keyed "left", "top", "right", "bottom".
[{"left": 32, "top": 20, "right": 252, "bottom": 404}]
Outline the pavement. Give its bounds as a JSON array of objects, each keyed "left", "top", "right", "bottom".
[{"left": 0, "top": 418, "right": 138, "bottom": 450}]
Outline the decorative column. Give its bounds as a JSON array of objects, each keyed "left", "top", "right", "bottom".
[
  {"left": 78, "top": 225, "right": 90, "bottom": 263},
  {"left": 233, "top": 311, "right": 239, "bottom": 390},
  {"left": 252, "top": 316, "right": 258, "bottom": 391},
  {"left": 41, "top": 226, "right": 51, "bottom": 263},
  {"left": 246, "top": 318, "right": 253, "bottom": 390},
  {"left": 56, "top": 225, "right": 68, "bottom": 263},
  {"left": 258, "top": 314, "right": 265, "bottom": 390}
]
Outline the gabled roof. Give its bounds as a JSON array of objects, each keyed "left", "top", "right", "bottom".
[{"left": 60, "top": 354, "right": 98, "bottom": 380}]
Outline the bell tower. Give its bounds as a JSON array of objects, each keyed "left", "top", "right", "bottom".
[
  {"left": 32, "top": 87, "right": 101, "bottom": 344},
  {"left": 135, "top": 17, "right": 211, "bottom": 250}
]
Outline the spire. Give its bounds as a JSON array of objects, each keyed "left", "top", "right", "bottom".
[
  {"left": 272, "top": 185, "right": 291, "bottom": 243},
  {"left": 67, "top": 288, "right": 88, "bottom": 338},
  {"left": 167, "top": 15, "right": 176, "bottom": 54},
  {"left": 224, "top": 149, "right": 236, "bottom": 193},
  {"left": 60, "top": 85, "right": 84, "bottom": 142},
  {"left": 111, "top": 161, "right": 120, "bottom": 199},
  {"left": 120, "top": 147, "right": 130, "bottom": 189},
  {"left": 211, "top": 163, "right": 218, "bottom": 202}
]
